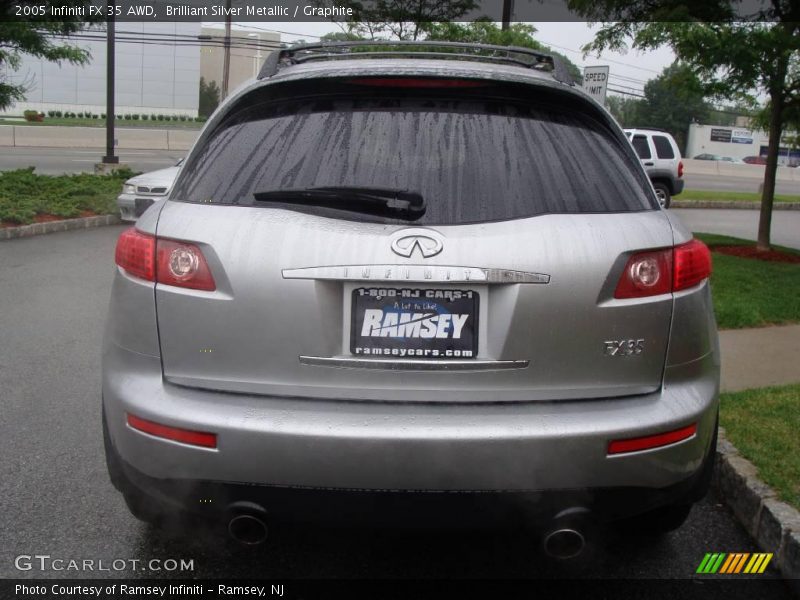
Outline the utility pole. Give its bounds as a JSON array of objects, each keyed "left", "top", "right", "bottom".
[
  {"left": 102, "top": 14, "right": 118, "bottom": 165},
  {"left": 221, "top": 0, "right": 232, "bottom": 100},
  {"left": 501, "top": 0, "right": 514, "bottom": 31}
]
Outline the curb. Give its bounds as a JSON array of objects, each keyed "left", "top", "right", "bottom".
[
  {"left": 714, "top": 427, "right": 800, "bottom": 589},
  {"left": 673, "top": 200, "right": 800, "bottom": 210},
  {"left": 0, "top": 214, "right": 121, "bottom": 240}
]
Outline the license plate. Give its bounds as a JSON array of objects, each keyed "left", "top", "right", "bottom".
[
  {"left": 134, "top": 198, "right": 155, "bottom": 217},
  {"left": 351, "top": 287, "right": 479, "bottom": 359}
]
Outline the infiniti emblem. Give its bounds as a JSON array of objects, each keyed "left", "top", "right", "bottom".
[{"left": 391, "top": 230, "right": 444, "bottom": 258}]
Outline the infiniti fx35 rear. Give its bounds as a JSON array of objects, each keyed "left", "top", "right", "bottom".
[{"left": 102, "top": 48, "right": 719, "bottom": 548}]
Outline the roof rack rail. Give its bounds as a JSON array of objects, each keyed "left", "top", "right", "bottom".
[{"left": 257, "top": 40, "right": 576, "bottom": 86}]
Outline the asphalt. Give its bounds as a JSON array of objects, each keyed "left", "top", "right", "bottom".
[{"left": 0, "top": 225, "right": 796, "bottom": 596}]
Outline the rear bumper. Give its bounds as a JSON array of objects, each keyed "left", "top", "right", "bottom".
[
  {"left": 673, "top": 178, "right": 685, "bottom": 195},
  {"left": 102, "top": 341, "right": 719, "bottom": 499},
  {"left": 116, "top": 193, "right": 163, "bottom": 222}
]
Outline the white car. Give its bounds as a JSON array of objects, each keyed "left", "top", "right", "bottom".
[{"left": 117, "top": 160, "right": 182, "bottom": 222}]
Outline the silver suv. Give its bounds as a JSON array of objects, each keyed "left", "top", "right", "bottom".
[
  {"left": 102, "top": 42, "right": 718, "bottom": 556},
  {"left": 625, "top": 128, "right": 685, "bottom": 208}
]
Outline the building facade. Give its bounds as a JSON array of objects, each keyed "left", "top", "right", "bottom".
[{"left": 686, "top": 123, "right": 800, "bottom": 166}]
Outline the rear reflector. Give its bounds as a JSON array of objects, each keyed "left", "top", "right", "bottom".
[
  {"left": 347, "top": 77, "right": 488, "bottom": 88},
  {"left": 614, "top": 239, "right": 712, "bottom": 299},
  {"left": 127, "top": 414, "right": 217, "bottom": 449},
  {"left": 608, "top": 423, "right": 697, "bottom": 455}
]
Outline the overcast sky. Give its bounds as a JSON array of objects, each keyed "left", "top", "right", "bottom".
[{"left": 231, "top": 21, "right": 677, "bottom": 98}]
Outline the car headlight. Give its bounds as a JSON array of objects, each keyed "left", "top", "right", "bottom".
[{"left": 123, "top": 183, "right": 136, "bottom": 194}]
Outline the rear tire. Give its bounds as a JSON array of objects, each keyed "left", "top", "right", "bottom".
[{"left": 653, "top": 182, "right": 671, "bottom": 209}]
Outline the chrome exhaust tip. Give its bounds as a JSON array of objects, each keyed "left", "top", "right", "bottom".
[
  {"left": 228, "top": 514, "right": 268, "bottom": 545},
  {"left": 543, "top": 527, "right": 586, "bottom": 559},
  {"left": 226, "top": 501, "right": 269, "bottom": 546}
]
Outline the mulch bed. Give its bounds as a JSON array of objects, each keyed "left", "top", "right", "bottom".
[
  {"left": 0, "top": 211, "right": 98, "bottom": 229},
  {"left": 710, "top": 245, "right": 800, "bottom": 264}
]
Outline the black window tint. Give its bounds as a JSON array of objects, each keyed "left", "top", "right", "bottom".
[
  {"left": 173, "top": 97, "right": 654, "bottom": 224},
  {"left": 631, "top": 135, "right": 652, "bottom": 159},
  {"left": 653, "top": 135, "right": 675, "bottom": 159}
]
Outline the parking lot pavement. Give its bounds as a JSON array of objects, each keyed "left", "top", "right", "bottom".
[
  {"left": 670, "top": 208, "right": 800, "bottom": 250},
  {"left": 0, "top": 226, "right": 793, "bottom": 595}
]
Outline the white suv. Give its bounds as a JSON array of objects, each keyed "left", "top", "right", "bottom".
[{"left": 625, "top": 129, "right": 685, "bottom": 208}]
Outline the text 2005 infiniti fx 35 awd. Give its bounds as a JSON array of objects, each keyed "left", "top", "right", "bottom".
[{"left": 102, "top": 42, "right": 718, "bottom": 555}]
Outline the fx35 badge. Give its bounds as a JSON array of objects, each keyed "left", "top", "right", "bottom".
[{"left": 604, "top": 339, "right": 645, "bottom": 357}]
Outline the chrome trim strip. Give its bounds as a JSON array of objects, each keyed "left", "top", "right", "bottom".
[
  {"left": 299, "top": 356, "right": 530, "bottom": 371},
  {"left": 283, "top": 265, "right": 549, "bottom": 284}
]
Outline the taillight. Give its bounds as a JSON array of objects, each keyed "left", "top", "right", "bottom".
[
  {"left": 678, "top": 160, "right": 684, "bottom": 178},
  {"left": 614, "top": 240, "right": 711, "bottom": 299},
  {"left": 115, "top": 228, "right": 155, "bottom": 281},
  {"left": 114, "top": 227, "right": 216, "bottom": 291},
  {"left": 156, "top": 239, "right": 216, "bottom": 291},
  {"left": 347, "top": 77, "right": 487, "bottom": 88},
  {"left": 673, "top": 239, "right": 712, "bottom": 291},
  {"left": 614, "top": 249, "right": 672, "bottom": 298}
]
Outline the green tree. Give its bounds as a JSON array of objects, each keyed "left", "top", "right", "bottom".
[
  {"left": 424, "top": 21, "right": 582, "bottom": 83},
  {"left": 634, "top": 62, "right": 710, "bottom": 153},
  {"left": 198, "top": 77, "right": 220, "bottom": 118},
  {"left": 606, "top": 94, "right": 643, "bottom": 128},
  {"left": 321, "top": 0, "right": 478, "bottom": 41},
  {"left": 0, "top": 7, "right": 98, "bottom": 110},
  {"left": 566, "top": 7, "right": 800, "bottom": 250}
]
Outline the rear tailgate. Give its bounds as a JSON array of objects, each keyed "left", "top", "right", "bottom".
[{"left": 154, "top": 76, "right": 672, "bottom": 402}]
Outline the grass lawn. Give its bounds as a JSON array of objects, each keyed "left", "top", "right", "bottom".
[
  {"left": 680, "top": 189, "right": 800, "bottom": 203},
  {"left": 694, "top": 233, "right": 800, "bottom": 329},
  {"left": 0, "top": 167, "right": 134, "bottom": 225},
  {"left": 0, "top": 117, "right": 202, "bottom": 129},
  {"left": 720, "top": 384, "right": 800, "bottom": 511}
]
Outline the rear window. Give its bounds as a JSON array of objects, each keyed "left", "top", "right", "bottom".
[
  {"left": 631, "top": 135, "right": 652, "bottom": 160},
  {"left": 173, "top": 94, "right": 655, "bottom": 224},
  {"left": 653, "top": 135, "right": 676, "bottom": 159}
]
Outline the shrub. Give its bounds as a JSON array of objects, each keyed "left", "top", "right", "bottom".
[
  {"left": 47, "top": 111, "right": 55, "bottom": 117},
  {"left": 0, "top": 167, "right": 137, "bottom": 225},
  {"left": 55, "top": 111, "right": 63, "bottom": 118},
  {"left": 23, "top": 110, "right": 43, "bottom": 122},
  {"left": 141, "top": 114, "right": 149, "bottom": 120},
  {"left": 92, "top": 114, "right": 99, "bottom": 119},
  {"left": 100, "top": 113, "right": 106, "bottom": 119},
  {"left": 132, "top": 114, "right": 139, "bottom": 120},
  {"left": 77, "top": 111, "right": 84, "bottom": 118},
  {"left": 157, "top": 114, "right": 165, "bottom": 121}
]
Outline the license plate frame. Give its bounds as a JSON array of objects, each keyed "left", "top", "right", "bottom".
[{"left": 350, "top": 287, "right": 479, "bottom": 359}]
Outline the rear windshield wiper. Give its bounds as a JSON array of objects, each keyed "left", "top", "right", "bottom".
[{"left": 252, "top": 186, "right": 426, "bottom": 220}]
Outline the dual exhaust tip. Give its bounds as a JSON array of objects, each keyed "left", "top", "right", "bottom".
[
  {"left": 225, "top": 502, "right": 588, "bottom": 559},
  {"left": 227, "top": 502, "right": 268, "bottom": 546}
]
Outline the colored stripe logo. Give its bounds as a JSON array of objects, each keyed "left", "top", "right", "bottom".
[{"left": 696, "top": 552, "right": 773, "bottom": 574}]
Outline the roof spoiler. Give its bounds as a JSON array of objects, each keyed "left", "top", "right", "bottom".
[{"left": 257, "top": 40, "right": 577, "bottom": 86}]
